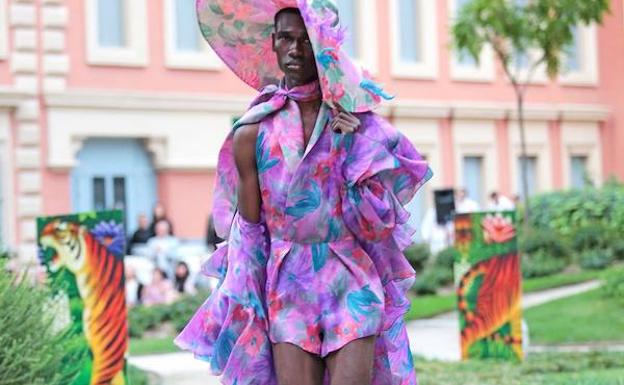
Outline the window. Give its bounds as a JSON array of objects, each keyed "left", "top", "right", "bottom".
[
  {"left": 463, "top": 156, "right": 484, "bottom": 204},
  {"left": 86, "top": 0, "right": 148, "bottom": 66},
  {"left": 391, "top": 0, "right": 438, "bottom": 79},
  {"left": 0, "top": 0, "right": 7, "bottom": 59},
  {"left": 449, "top": 0, "right": 494, "bottom": 81},
  {"left": 97, "top": 0, "right": 125, "bottom": 48},
  {"left": 335, "top": 0, "right": 378, "bottom": 73},
  {"left": 570, "top": 155, "right": 589, "bottom": 189},
  {"left": 560, "top": 24, "right": 598, "bottom": 86},
  {"left": 517, "top": 156, "right": 538, "bottom": 198},
  {"left": 163, "top": 0, "right": 222, "bottom": 70},
  {"left": 337, "top": 0, "right": 359, "bottom": 58}
]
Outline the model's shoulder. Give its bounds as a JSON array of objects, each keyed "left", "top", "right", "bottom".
[{"left": 233, "top": 123, "right": 260, "bottom": 151}]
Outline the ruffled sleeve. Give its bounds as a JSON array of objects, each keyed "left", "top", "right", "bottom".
[
  {"left": 174, "top": 213, "right": 276, "bottom": 383},
  {"left": 341, "top": 113, "right": 432, "bottom": 251},
  {"left": 339, "top": 113, "right": 432, "bottom": 330}
]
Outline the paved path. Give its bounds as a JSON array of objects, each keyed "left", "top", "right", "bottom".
[{"left": 128, "top": 280, "right": 603, "bottom": 384}]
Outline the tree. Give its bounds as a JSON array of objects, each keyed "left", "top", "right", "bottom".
[{"left": 451, "top": 0, "right": 610, "bottom": 224}]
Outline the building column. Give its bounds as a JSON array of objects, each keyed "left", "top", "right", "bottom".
[
  {"left": 438, "top": 116, "right": 455, "bottom": 187},
  {"left": 495, "top": 118, "right": 511, "bottom": 196},
  {"left": 11, "top": 0, "right": 41, "bottom": 263},
  {"left": 548, "top": 119, "right": 563, "bottom": 189}
]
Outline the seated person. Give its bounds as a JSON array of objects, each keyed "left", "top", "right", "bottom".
[
  {"left": 127, "top": 214, "right": 152, "bottom": 255},
  {"left": 173, "top": 261, "right": 196, "bottom": 296},
  {"left": 142, "top": 268, "right": 178, "bottom": 306},
  {"left": 144, "top": 220, "right": 179, "bottom": 276}
]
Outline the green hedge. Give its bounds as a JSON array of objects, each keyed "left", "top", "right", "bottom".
[
  {"left": 528, "top": 180, "right": 624, "bottom": 237},
  {"left": 129, "top": 291, "right": 209, "bottom": 338}
]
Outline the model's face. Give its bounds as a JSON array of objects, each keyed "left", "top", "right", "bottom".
[{"left": 272, "top": 11, "right": 318, "bottom": 88}]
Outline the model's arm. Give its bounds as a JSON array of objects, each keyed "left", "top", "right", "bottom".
[{"left": 233, "top": 123, "right": 262, "bottom": 224}]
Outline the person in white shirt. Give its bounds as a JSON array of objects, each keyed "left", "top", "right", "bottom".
[
  {"left": 145, "top": 220, "right": 179, "bottom": 276},
  {"left": 455, "top": 188, "right": 481, "bottom": 213},
  {"left": 487, "top": 191, "right": 516, "bottom": 212}
]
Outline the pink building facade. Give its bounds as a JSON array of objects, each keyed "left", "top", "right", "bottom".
[{"left": 0, "top": 0, "right": 623, "bottom": 261}]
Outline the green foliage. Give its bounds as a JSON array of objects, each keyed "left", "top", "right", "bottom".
[
  {"left": 528, "top": 183, "right": 624, "bottom": 237},
  {"left": 571, "top": 226, "right": 614, "bottom": 252},
  {"left": 416, "top": 352, "right": 624, "bottom": 385},
  {"left": 578, "top": 249, "right": 613, "bottom": 270},
  {"left": 610, "top": 240, "right": 624, "bottom": 262},
  {"left": 522, "top": 251, "right": 568, "bottom": 278},
  {"left": 129, "top": 291, "right": 209, "bottom": 338},
  {"left": 127, "top": 365, "right": 150, "bottom": 385},
  {"left": 404, "top": 244, "right": 431, "bottom": 272},
  {"left": 519, "top": 228, "right": 572, "bottom": 277},
  {"left": 434, "top": 247, "right": 460, "bottom": 270},
  {"left": 0, "top": 265, "right": 87, "bottom": 385},
  {"left": 602, "top": 267, "right": 624, "bottom": 305},
  {"left": 452, "top": 0, "right": 610, "bottom": 81},
  {"left": 412, "top": 267, "right": 453, "bottom": 295}
]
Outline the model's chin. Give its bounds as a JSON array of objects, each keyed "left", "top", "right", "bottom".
[{"left": 284, "top": 72, "right": 319, "bottom": 87}]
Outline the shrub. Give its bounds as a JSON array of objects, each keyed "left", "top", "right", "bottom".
[
  {"left": 571, "top": 226, "right": 613, "bottom": 252},
  {"left": 0, "top": 264, "right": 87, "bottom": 385},
  {"left": 602, "top": 267, "right": 624, "bottom": 305},
  {"left": 404, "top": 244, "right": 431, "bottom": 272},
  {"left": 127, "top": 365, "right": 150, "bottom": 385},
  {"left": 519, "top": 229, "right": 571, "bottom": 278},
  {"left": 611, "top": 240, "right": 624, "bottom": 262},
  {"left": 527, "top": 181, "right": 624, "bottom": 237},
  {"left": 579, "top": 249, "right": 614, "bottom": 270},
  {"left": 128, "top": 291, "right": 210, "bottom": 338},
  {"left": 435, "top": 247, "right": 460, "bottom": 270},
  {"left": 522, "top": 251, "right": 568, "bottom": 278},
  {"left": 412, "top": 267, "right": 453, "bottom": 295}
]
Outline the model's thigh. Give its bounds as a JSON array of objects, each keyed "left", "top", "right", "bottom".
[
  {"left": 325, "top": 335, "right": 376, "bottom": 385},
  {"left": 272, "top": 342, "right": 325, "bottom": 385}
]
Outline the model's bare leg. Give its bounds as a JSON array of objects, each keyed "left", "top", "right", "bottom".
[
  {"left": 325, "top": 336, "right": 376, "bottom": 385},
  {"left": 272, "top": 343, "right": 325, "bottom": 385}
]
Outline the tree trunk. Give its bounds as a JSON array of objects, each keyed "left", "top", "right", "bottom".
[{"left": 517, "top": 89, "right": 531, "bottom": 228}]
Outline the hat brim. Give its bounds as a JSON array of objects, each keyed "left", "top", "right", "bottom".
[{"left": 197, "top": 0, "right": 387, "bottom": 113}]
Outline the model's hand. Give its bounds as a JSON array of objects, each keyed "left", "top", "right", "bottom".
[{"left": 330, "top": 103, "right": 360, "bottom": 134}]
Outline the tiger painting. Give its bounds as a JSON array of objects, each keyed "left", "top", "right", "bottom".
[
  {"left": 40, "top": 219, "right": 127, "bottom": 385},
  {"left": 456, "top": 252, "right": 523, "bottom": 360}
]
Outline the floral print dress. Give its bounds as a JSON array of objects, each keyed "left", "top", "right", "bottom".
[{"left": 175, "top": 81, "right": 432, "bottom": 385}]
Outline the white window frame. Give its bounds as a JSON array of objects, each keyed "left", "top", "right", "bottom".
[
  {"left": 448, "top": 0, "right": 494, "bottom": 82},
  {"left": 338, "top": 0, "right": 379, "bottom": 75},
  {"left": 559, "top": 24, "right": 599, "bottom": 87},
  {"left": 561, "top": 122, "right": 602, "bottom": 187},
  {"left": 163, "top": 0, "right": 222, "bottom": 71},
  {"left": 453, "top": 120, "right": 498, "bottom": 205},
  {"left": 389, "top": 0, "right": 439, "bottom": 79},
  {"left": 0, "top": 0, "right": 7, "bottom": 60},
  {"left": 85, "top": 0, "right": 148, "bottom": 67},
  {"left": 0, "top": 115, "right": 14, "bottom": 248}
]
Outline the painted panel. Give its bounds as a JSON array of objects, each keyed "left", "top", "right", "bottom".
[
  {"left": 37, "top": 210, "right": 128, "bottom": 384},
  {"left": 454, "top": 211, "right": 523, "bottom": 361}
]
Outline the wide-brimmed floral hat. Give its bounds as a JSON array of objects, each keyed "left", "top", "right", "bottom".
[{"left": 196, "top": 0, "right": 392, "bottom": 113}]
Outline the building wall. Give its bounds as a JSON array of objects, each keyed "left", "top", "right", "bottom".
[{"left": 0, "top": 0, "right": 622, "bottom": 260}]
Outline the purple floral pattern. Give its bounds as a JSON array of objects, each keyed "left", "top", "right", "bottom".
[
  {"left": 90, "top": 220, "right": 125, "bottom": 256},
  {"left": 175, "top": 81, "right": 432, "bottom": 385}
]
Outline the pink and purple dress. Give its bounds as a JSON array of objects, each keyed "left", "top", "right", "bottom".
[{"left": 175, "top": 80, "right": 432, "bottom": 385}]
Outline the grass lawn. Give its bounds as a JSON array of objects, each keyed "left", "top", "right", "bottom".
[
  {"left": 524, "top": 288, "right": 624, "bottom": 345},
  {"left": 405, "top": 268, "right": 608, "bottom": 322},
  {"left": 130, "top": 336, "right": 181, "bottom": 356},
  {"left": 416, "top": 352, "right": 624, "bottom": 385}
]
